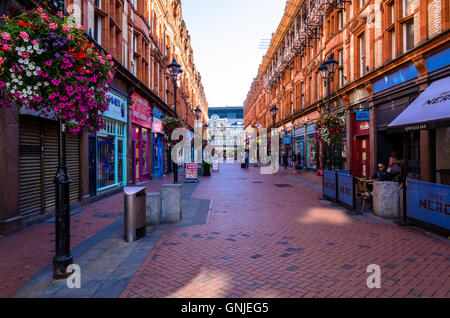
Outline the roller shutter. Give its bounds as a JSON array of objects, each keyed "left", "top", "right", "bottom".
[{"left": 19, "top": 116, "right": 81, "bottom": 219}]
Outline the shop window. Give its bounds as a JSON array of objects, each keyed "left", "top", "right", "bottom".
[{"left": 96, "top": 134, "right": 116, "bottom": 189}]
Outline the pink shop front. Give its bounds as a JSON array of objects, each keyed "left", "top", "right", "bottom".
[{"left": 131, "top": 92, "right": 152, "bottom": 183}]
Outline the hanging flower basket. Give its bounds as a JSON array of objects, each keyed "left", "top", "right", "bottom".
[
  {"left": 0, "top": 8, "right": 116, "bottom": 134},
  {"left": 162, "top": 116, "right": 187, "bottom": 148},
  {"left": 315, "top": 113, "right": 345, "bottom": 146}
]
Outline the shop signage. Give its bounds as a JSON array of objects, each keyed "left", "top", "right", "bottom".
[
  {"left": 407, "top": 180, "right": 450, "bottom": 230},
  {"left": 105, "top": 90, "right": 127, "bottom": 123},
  {"left": 337, "top": 173, "right": 354, "bottom": 208},
  {"left": 283, "top": 135, "right": 292, "bottom": 144},
  {"left": 131, "top": 93, "right": 152, "bottom": 129},
  {"left": 356, "top": 110, "right": 370, "bottom": 121},
  {"left": 306, "top": 124, "right": 316, "bottom": 135},
  {"left": 185, "top": 163, "right": 198, "bottom": 180},
  {"left": 152, "top": 117, "right": 163, "bottom": 133},
  {"left": 323, "top": 171, "right": 337, "bottom": 200},
  {"left": 294, "top": 127, "right": 305, "bottom": 136},
  {"left": 356, "top": 121, "right": 370, "bottom": 134}
]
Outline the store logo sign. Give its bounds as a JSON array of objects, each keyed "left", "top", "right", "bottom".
[{"left": 425, "top": 91, "right": 450, "bottom": 105}]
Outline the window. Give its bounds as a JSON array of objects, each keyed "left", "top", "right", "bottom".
[
  {"left": 301, "top": 82, "right": 305, "bottom": 107},
  {"left": 403, "top": 0, "right": 413, "bottom": 17},
  {"left": 390, "top": 29, "right": 396, "bottom": 58},
  {"left": 94, "top": 14, "right": 102, "bottom": 45},
  {"left": 338, "top": 50, "right": 344, "bottom": 88},
  {"left": 133, "top": 35, "right": 138, "bottom": 52},
  {"left": 359, "top": 33, "right": 365, "bottom": 77},
  {"left": 389, "top": 3, "right": 395, "bottom": 24},
  {"left": 360, "top": 0, "right": 365, "bottom": 9},
  {"left": 132, "top": 57, "right": 137, "bottom": 76},
  {"left": 122, "top": 42, "right": 128, "bottom": 69},
  {"left": 94, "top": 0, "right": 102, "bottom": 9},
  {"left": 403, "top": 19, "right": 414, "bottom": 52},
  {"left": 338, "top": 11, "right": 344, "bottom": 30}
]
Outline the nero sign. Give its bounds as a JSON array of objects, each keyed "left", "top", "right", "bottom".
[{"left": 407, "top": 180, "right": 450, "bottom": 231}]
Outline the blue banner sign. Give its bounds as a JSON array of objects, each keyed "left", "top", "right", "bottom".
[
  {"left": 356, "top": 110, "right": 370, "bottom": 121},
  {"left": 104, "top": 90, "right": 127, "bottom": 123},
  {"left": 407, "top": 180, "right": 450, "bottom": 230},
  {"left": 283, "top": 135, "right": 292, "bottom": 144},
  {"left": 337, "top": 173, "right": 354, "bottom": 208},
  {"left": 306, "top": 124, "right": 316, "bottom": 135},
  {"left": 323, "top": 171, "right": 337, "bottom": 199}
]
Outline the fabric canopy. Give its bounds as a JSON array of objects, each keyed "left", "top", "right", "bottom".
[{"left": 388, "top": 76, "right": 450, "bottom": 128}]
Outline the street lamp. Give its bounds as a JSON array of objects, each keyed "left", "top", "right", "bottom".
[
  {"left": 319, "top": 53, "right": 339, "bottom": 171},
  {"left": 195, "top": 106, "right": 202, "bottom": 120},
  {"left": 167, "top": 58, "right": 183, "bottom": 183},
  {"left": 49, "top": 0, "right": 73, "bottom": 280},
  {"left": 270, "top": 105, "right": 279, "bottom": 127}
]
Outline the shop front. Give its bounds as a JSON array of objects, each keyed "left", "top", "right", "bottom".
[
  {"left": 89, "top": 89, "right": 127, "bottom": 196},
  {"left": 131, "top": 93, "right": 152, "bottom": 183},
  {"left": 352, "top": 111, "right": 370, "bottom": 177},
  {"left": 152, "top": 106, "right": 165, "bottom": 179},
  {"left": 294, "top": 127, "right": 305, "bottom": 168},
  {"left": 17, "top": 109, "right": 81, "bottom": 222},
  {"left": 306, "top": 124, "right": 318, "bottom": 169},
  {"left": 388, "top": 75, "right": 450, "bottom": 235}
]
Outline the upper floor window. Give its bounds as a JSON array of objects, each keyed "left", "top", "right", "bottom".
[
  {"left": 94, "top": 14, "right": 102, "bottom": 45},
  {"left": 338, "top": 50, "right": 344, "bottom": 88},
  {"left": 359, "top": 33, "right": 365, "bottom": 77},
  {"left": 338, "top": 10, "right": 344, "bottom": 30},
  {"left": 403, "top": 0, "right": 413, "bottom": 17},
  {"left": 94, "top": 0, "right": 102, "bottom": 9},
  {"left": 403, "top": 19, "right": 414, "bottom": 52}
]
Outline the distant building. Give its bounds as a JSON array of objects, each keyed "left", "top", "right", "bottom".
[{"left": 207, "top": 107, "right": 245, "bottom": 161}]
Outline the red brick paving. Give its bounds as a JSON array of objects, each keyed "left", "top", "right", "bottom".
[
  {"left": 0, "top": 173, "right": 177, "bottom": 298},
  {"left": 121, "top": 163, "right": 450, "bottom": 298}
]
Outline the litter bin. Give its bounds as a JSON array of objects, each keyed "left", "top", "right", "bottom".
[
  {"left": 124, "top": 187, "right": 147, "bottom": 242},
  {"left": 202, "top": 161, "right": 211, "bottom": 176}
]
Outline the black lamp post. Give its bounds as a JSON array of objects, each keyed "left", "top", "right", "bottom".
[
  {"left": 168, "top": 58, "right": 183, "bottom": 184},
  {"left": 270, "top": 105, "right": 279, "bottom": 127},
  {"left": 49, "top": 0, "right": 73, "bottom": 280},
  {"left": 195, "top": 106, "right": 201, "bottom": 121},
  {"left": 319, "top": 53, "right": 339, "bottom": 171}
]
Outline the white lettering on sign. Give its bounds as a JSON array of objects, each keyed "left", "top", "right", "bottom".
[{"left": 359, "top": 123, "right": 370, "bottom": 131}]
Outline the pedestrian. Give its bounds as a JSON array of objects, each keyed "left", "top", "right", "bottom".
[
  {"left": 372, "top": 163, "right": 389, "bottom": 181},
  {"left": 244, "top": 150, "right": 249, "bottom": 169},
  {"left": 282, "top": 152, "right": 289, "bottom": 170},
  {"left": 387, "top": 150, "right": 403, "bottom": 180},
  {"left": 295, "top": 152, "right": 302, "bottom": 174}
]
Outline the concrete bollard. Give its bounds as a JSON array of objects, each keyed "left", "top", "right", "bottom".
[
  {"left": 146, "top": 192, "right": 162, "bottom": 225},
  {"left": 373, "top": 181, "right": 400, "bottom": 218},
  {"left": 161, "top": 184, "right": 182, "bottom": 223}
]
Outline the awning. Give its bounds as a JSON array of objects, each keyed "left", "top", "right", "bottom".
[{"left": 388, "top": 76, "right": 450, "bottom": 130}]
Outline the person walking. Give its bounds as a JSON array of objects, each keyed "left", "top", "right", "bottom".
[{"left": 282, "top": 152, "right": 289, "bottom": 170}]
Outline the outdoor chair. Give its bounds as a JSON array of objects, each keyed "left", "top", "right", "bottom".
[{"left": 355, "top": 178, "right": 373, "bottom": 212}]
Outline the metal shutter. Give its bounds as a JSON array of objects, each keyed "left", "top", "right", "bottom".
[
  {"left": 43, "top": 121, "right": 81, "bottom": 212},
  {"left": 18, "top": 117, "right": 43, "bottom": 219}
]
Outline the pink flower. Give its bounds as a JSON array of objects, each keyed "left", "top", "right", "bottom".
[
  {"left": 45, "top": 61, "right": 52, "bottom": 66},
  {"left": 51, "top": 79, "right": 60, "bottom": 86},
  {"left": 36, "top": 7, "right": 44, "bottom": 13},
  {"left": 0, "top": 81, "right": 5, "bottom": 87},
  {"left": 49, "top": 23, "right": 58, "bottom": 30},
  {"left": 0, "top": 57, "right": 4, "bottom": 65},
  {"left": 57, "top": 11, "right": 64, "bottom": 18},
  {"left": 19, "top": 31, "right": 29, "bottom": 41},
  {"left": 40, "top": 13, "right": 49, "bottom": 20},
  {"left": 76, "top": 25, "right": 84, "bottom": 30},
  {"left": 1, "top": 32, "right": 10, "bottom": 40},
  {"left": 63, "top": 25, "right": 70, "bottom": 32}
]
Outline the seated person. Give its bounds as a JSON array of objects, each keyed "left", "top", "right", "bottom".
[{"left": 372, "top": 163, "right": 389, "bottom": 181}]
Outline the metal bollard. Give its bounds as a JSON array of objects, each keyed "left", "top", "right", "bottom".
[{"left": 124, "top": 187, "right": 147, "bottom": 242}]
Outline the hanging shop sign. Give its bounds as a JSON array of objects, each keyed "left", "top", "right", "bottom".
[
  {"left": 356, "top": 110, "right": 370, "bottom": 121},
  {"left": 131, "top": 93, "right": 152, "bottom": 129},
  {"left": 283, "top": 135, "right": 292, "bottom": 144},
  {"left": 407, "top": 180, "right": 450, "bottom": 231},
  {"left": 105, "top": 91, "right": 127, "bottom": 123},
  {"left": 152, "top": 117, "right": 163, "bottom": 133}
]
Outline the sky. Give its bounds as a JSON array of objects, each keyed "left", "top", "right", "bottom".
[{"left": 182, "top": 0, "right": 285, "bottom": 108}]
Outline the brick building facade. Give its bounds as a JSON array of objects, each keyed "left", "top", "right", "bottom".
[
  {"left": 244, "top": 0, "right": 449, "bottom": 177},
  {"left": 0, "top": 0, "right": 208, "bottom": 234}
]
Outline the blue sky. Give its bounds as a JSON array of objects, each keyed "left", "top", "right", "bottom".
[{"left": 182, "top": 0, "right": 285, "bottom": 107}]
